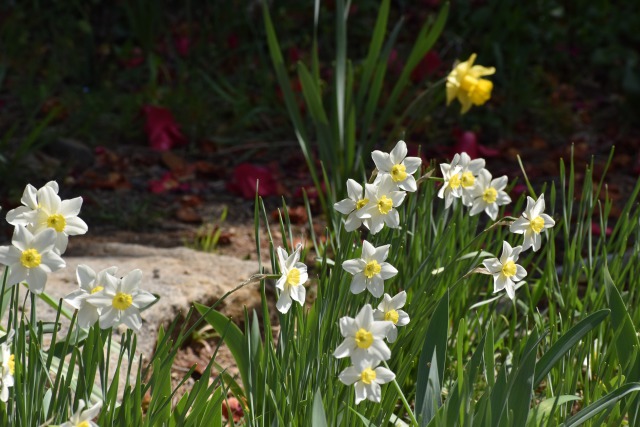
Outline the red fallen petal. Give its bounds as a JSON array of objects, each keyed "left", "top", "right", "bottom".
[
  {"left": 411, "top": 51, "right": 442, "bottom": 82},
  {"left": 142, "top": 105, "right": 187, "bottom": 151},
  {"left": 148, "top": 172, "right": 189, "bottom": 194},
  {"left": 591, "top": 222, "right": 612, "bottom": 236},
  {"left": 174, "top": 35, "right": 191, "bottom": 57},
  {"left": 226, "top": 163, "right": 279, "bottom": 199},
  {"left": 477, "top": 144, "right": 501, "bottom": 158},
  {"left": 288, "top": 46, "right": 302, "bottom": 63},
  {"left": 512, "top": 184, "right": 527, "bottom": 196},
  {"left": 227, "top": 33, "right": 239, "bottom": 50},
  {"left": 452, "top": 131, "right": 478, "bottom": 159},
  {"left": 221, "top": 397, "right": 243, "bottom": 422}
]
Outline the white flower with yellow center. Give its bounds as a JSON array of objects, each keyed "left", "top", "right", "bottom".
[
  {"left": 26, "top": 185, "right": 88, "bottom": 255},
  {"left": 372, "top": 140, "right": 422, "bottom": 192},
  {"left": 338, "top": 357, "right": 395, "bottom": 404},
  {"left": 373, "top": 291, "right": 410, "bottom": 343},
  {"left": 0, "top": 226, "right": 65, "bottom": 294},
  {"left": 60, "top": 399, "right": 102, "bottom": 427},
  {"left": 469, "top": 169, "right": 511, "bottom": 220},
  {"left": 450, "top": 152, "right": 486, "bottom": 206},
  {"left": 509, "top": 194, "right": 556, "bottom": 252},
  {"left": 5, "top": 181, "right": 59, "bottom": 226},
  {"left": 64, "top": 265, "right": 119, "bottom": 329},
  {"left": 360, "top": 176, "right": 406, "bottom": 235},
  {"left": 333, "top": 304, "right": 393, "bottom": 364},
  {"left": 342, "top": 240, "right": 397, "bottom": 298},
  {"left": 482, "top": 241, "right": 527, "bottom": 300},
  {"left": 0, "top": 341, "right": 15, "bottom": 403},
  {"left": 446, "top": 53, "right": 496, "bottom": 114},
  {"left": 86, "top": 269, "right": 156, "bottom": 332},
  {"left": 437, "top": 163, "right": 463, "bottom": 209},
  {"left": 274, "top": 245, "right": 308, "bottom": 314},
  {"left": 334, "top": 179, "right": 370, "bottom": 232}
]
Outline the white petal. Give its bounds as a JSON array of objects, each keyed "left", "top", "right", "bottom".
[
  {"left": 500, "top": 241, "right": 513, "bottom": 264},
  {"left": 121, "top": 269, "right": 143, "bottom": 293},
  {"left": 334, "top": 198, "right": 356, "bottom": 215},
  {"left": 390, "top": 291, "right": 407, "bottom": 308},
  {"left": 6, "top": 206, "right": 33, "bottom": 226},
  {"left": 64, "top": 289, "right": 89, "bottom": 310},
  {"left": 31, "top": 228, "right": 57, "bottom": 253},
  {"left": 346, "top": 179, "right": 364, "bottom": 201},
  {"left": 276, "top": 291, "right": 292, "bottom": 313},
  {"left": 372, "top": 151, "right": 393, "bottom": 172},
  {"left": 355, "top": 304, "right": 374, "bottom": 329},
  {"left": 77, "top": 305, "right": 100, "bottom": 329},
  {"left": 122, "top": 310, "right": 143, "bottom": 331},
  {"left": 276, "top": 247, "right": 288, "bottom": 271},
  {"left": 505, "top": 282, "right": 516, "bottom": 300},
  {"left": 361, "top": 240, "right": 376, "bottom": 260},
  {"left": 398, "top": 176, "right": 417, "bottom": 192},
  {"left": 38, "top": 186, "right": 61, "bottom": 213},
  {"left": 374, "top": 366, "right": 396, "bottom": 383},
  {"left": 333, "top": 338, "right": 355, "bottom": 359},
  {"left": 26, "top": 267, "right": 48, "bottom": 294},
  {"left": 20, "top": 184, "right": 38, "bottom": 209},
  {"left": 64, "top": 216, "right": 88, "bottom": 235},
  {"left": 342, "top": 259, "right": 364, "bottom": 275},
  {"left": 384, "top": 210, "right": 400, "bottom": 228},
  {"left": 531, "top": 232, "right": 542, "bottom": 252},
  {"left": 132, "top": 291, "right": 156, "bottom": 309},
  {"left": 76, "top": 265, "right": 96, "bottom": 290},
  {"left": 354, "top": 382, "right": 367, "bottom": 404},
  {"left": 541, "top": 213, "right": 555, "bottom": 227},
  {"left": 483, "top": 258, "right": 502, "bottom": 274},
  {"left": 290, "top": 284, "right": 306, "bottom": 304},
  {"left": 386, "top": 326, "right": 398, "bottom": 343},
  {"left": 509, "top": 217, "right": 529, "bottom": 234},
  {"left": 514, "top": 265, "right": 527, "bottom": 281},
  {"left": 344, "top": 213, "right": 363, "bottom": 231},
  {"left": 372, "top": 244, "right": 390, "bottom": 263},
  {"left": 99, "top": 308, "right": 120, "bottom": 329},
  {"left": 350, "top": 274, "right": 367, "bottom": 295},
  {"left": 59, "top": 197, "right": 83, "bottom": 217},
  {"left": 403, "top": 157, "right": 422, "bottom": 174},
  {"left": 390, "top": 141, "right": 408, "bottom": 164},
  {"left": 485, "top": 203, "right": 499, "bottom": 220},
  {"left": 338, "top": 366, "right": 361, "bottom": 385},
  {"left": 366, "top": 382, "right": 382, "bottom": 403},
  {"left": 367, "top": 276, "right": 384, "bottom": 298},
  {"left": 379, "top": 263, "right": 397, "bottom": 280}
]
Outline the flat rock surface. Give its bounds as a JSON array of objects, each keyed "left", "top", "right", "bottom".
[
  {"left": 18, "top": 242, "right": 261, "bottom": 397},
  {"left": 37, "top": 242, "right": 261, "bottom": 355}
]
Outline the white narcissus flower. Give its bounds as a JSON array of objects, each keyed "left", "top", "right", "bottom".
[
  {"left": 342, "top": 240, "right": 397, "bottom": 298},
  {"left": 482, "top": 241, "right": 527, "bottom": 300},
  {"left": 361, "top": 176, "right": 406, "bottom": 235},
  {"left": 5, "top": 181, "right": 59, "bottom": 226},
  {"left": 333, "top": 304, "right": 393, "bottom": 364},
  {"left": 334, "top": 179, "right": 370, "bottom": 232},
  {"left": 373, "top": 291, "right": 410, "bottom": 343},
  {"left": 274, "top": 245, "right": 308, "bottom": 314},
  {"left": 338, "top": 357, "right": 395, "bottom": 404},
  {"left": 60, "top": 399, "right": 102, "bottom": 427},
  {"left": 86, "top": 269, "right": 156, "bottom": 332},
  {"left": 469, "top": 169, "right": 511, "bottom": 220},
  {"left": 509, "top": 194, "right": 555, "bottom": 252},
  {"left": 437, "top": 163, "right": 463, "bottom": 209},
  {"left": 0, "top": 226, "right": 65, "bottom": 294},
  {"left": 372, "top": 140, "right": 422, "bottom": 192},
  {"left": 450, "top": 152, "right": 486, "bottom": 206},
  {"left": 27, "top": 185, "right": 88, "bottom": 255},
  {"left": 64, "top": 265, "right": 119, "bottom": 329},
  {"left": 0, "top": 341, "right": 15, "bottom": 403}
]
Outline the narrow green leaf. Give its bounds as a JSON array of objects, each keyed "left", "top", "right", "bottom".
[
  {"left": 416, "top": 290, "right": 448, "bottom": 416},
  {"left": 563, "top": 383, "right": 640, "bottom": 426},
  {"left": 312, "top": 388, "right": 328, "bottom": 427},
  {"left": 534, "top": 309, "right": 610, "bottom": 386},
  {"left": 194, "top": 303, "right": 249, "bottom": 394},
  {"left": 527, "top": 395, "right": 580, "bottom": 427}
]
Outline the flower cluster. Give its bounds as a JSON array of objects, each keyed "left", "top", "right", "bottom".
[
  {"left": 437, "top": 153, "right": 556, "bottom": 300},
  {"left": 438, "top": 152, "right": 511, "bottom": 220},
  {"left": 64, "top": 265, "right": 156, "bottom": 332},
  {"left": 331, "top": 141, "right": 413, "bottom": 404},
  {"left": 334, "top": 140, "right": 419, "bottom": 235},
  {"left": 0, "top": 182, "right": 157, "bottom": 406}
]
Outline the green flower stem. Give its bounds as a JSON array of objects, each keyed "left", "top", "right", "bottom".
[{"left": 384, "top": 360, "right": 419, "bottom": 427}]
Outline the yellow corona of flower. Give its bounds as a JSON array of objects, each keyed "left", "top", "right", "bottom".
[{"left": 446, "top": 53, "right": 496, "bottom": 114}]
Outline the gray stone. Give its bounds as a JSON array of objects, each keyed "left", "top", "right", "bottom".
[{"left": 18, "top": 243, "right": 261, "bottom": 398}]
